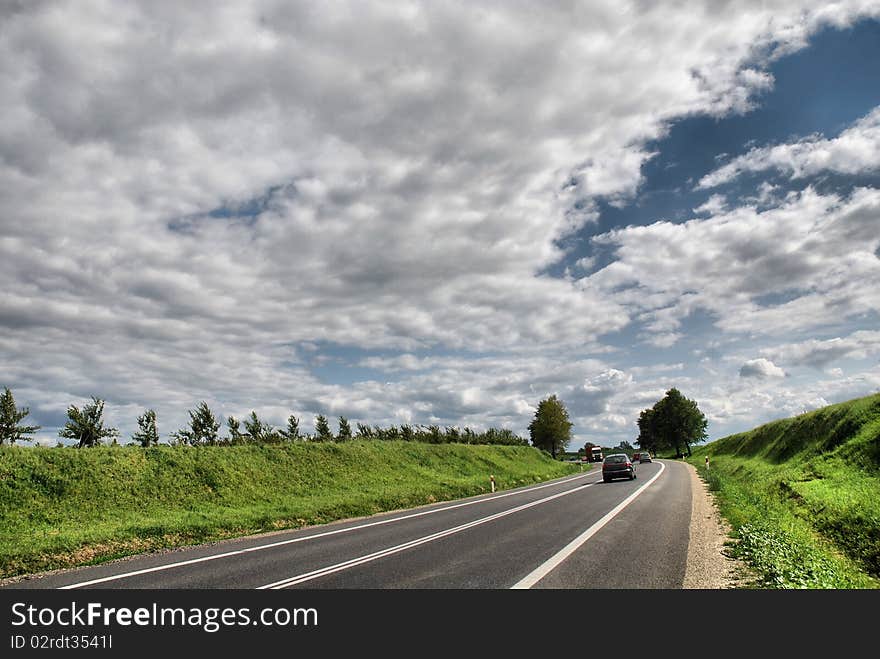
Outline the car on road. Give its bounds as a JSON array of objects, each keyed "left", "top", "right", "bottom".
[
  {"left": 639, "top": 453, "right": 652, "bottom": 463},
  {"left": 632, "top": 452, "right": 641, "bottom": 462},
  {"left": 602, "top": 453, "right": 636, "bottom": 482}
]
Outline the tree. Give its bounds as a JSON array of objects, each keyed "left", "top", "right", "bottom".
[
  {"left": 226, "top": 416, "right": 245, "bottom": 444},
  {"left": 59, "top": 397, "right": 118, "bottom": 448},
  {"left": 0, "top": 387, "right": 41, "bottom": 445},
  {"left": 131, "top": 409, "right": 159, "bottom": 447},
  {"left": 635, "top": 407, "right": 659, "bottom": 456},
  {"left": 280, "top": 415, "right": 302, "bottom": 441},
  {"left": 658, "top": 388, "right": 707, "bottom": 457},
  {"left": 637, "top": 388, "right": 708, "bottom": 457},
  {"left": 337, "top": 416, "right": 352, "bottom": 442},
  {"left": 172, "top": 401, "right": 220, "bottom": 446},
  {"left": 528, "top": 395, "right": 573, "bottom": 459},
  {"left": 244, "top": 411, "right": 282, "bottom": 443},
  {"left": 313, "top": 414, "right": 333, "bottom": 442}
]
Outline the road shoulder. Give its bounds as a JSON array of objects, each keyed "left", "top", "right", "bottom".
[{"left": 683, "top": 461, "right": 748, "bottom": 589}]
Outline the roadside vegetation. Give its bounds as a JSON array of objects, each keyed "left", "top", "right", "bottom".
[
  {"left": 686, "top": 392, "right": 880, "bottom": 589},
  {"left": 0, "top": 441, "right": 580, "bottom": 580},
  {"left": 0, "top": 389, "right": 530, "bottom": 448}
]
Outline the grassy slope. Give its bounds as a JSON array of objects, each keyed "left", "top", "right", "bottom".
[
  {"left": 0, "top": 441, "right": 578, "bottom": 580},
  {"left": 688, "top": 392, "right": 880, "bottom": 588}
]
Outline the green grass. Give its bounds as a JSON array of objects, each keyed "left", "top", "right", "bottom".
[
  {"left": 0, "top": 441, "right": 580, "bottom": 580},
  {"left": 688, "top": 392, "right": 880, "bottom": 589}
]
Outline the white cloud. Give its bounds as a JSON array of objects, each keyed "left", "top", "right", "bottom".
[
  {"left": 583, "top": 187, "right": 880, "bottom": 338},
  {"left": 3, "top": 1, "right": 880, "bottom": 445},
  {"left": 760, "top": 331, "right": 880, "bottom": 368},
  {"left": 573, "top": 368, "right": 634, "bottom": 416},
  {"left": 694, "top": 194, "right": 727, "bottom": 215},
  {"left": 698, "top": 105, "right": 880, "bottom": 188},
  {"left": 739, "top": 358, "right": 787, "bottom": 379},
  {"left": 644, "top": 333, "right": 684, "bottom": 348}
]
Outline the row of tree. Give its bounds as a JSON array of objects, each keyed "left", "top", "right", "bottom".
[
  {"left": 0, "top": 388, "right": 527, "bottom": 448},
  {"left": 3, "top": 386, "right": 708, "bottom": 455}
]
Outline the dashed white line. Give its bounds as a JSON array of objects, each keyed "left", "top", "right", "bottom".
[
  {"left": 59, "top": 470, "right": 594, "bottom": 589},
  {"left": 258, "top": 479, "right": 599, "bottom": 589}
]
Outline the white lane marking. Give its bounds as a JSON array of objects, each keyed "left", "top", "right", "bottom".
[
  {"left": 511, "top": 461, "right": 667, "bottom": 589},
  {"left": 259, "top": 478, "right": 601, "bottom": 589},
  {"left": 59, "top": 470, "right": 594, "bottom": 589}
]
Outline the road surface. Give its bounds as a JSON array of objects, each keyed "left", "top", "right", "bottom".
[{"left": 4, "top": 459, "right": 692, "bottom": 589}]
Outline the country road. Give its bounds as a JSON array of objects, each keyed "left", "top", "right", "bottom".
[{"left": 3, "top": 459, "right": 693, "bottom": 589}]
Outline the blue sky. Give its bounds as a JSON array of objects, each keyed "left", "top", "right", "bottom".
[{"left": 1, "top": 2, "right": 879, "bottom": 449}]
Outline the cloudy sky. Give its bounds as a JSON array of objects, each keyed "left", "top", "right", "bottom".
[{"left": 2, "top": 1, "right": 880, "bottom": 448}]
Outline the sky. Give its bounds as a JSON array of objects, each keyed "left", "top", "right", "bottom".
[{"left": 2, "top": 1, "right": 880, "bottom": 449}]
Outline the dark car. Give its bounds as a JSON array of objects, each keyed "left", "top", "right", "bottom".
[
  {"left": 602, "top": 453, "right": 636, "bottom": 482},
  {"left": 632, "top": 452, "right": 642, "bottom": 462},
  {"left": 639, "top": 453, "right": 652, "bottom": 463}
]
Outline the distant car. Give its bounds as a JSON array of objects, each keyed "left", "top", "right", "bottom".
[
  {"left": 602, "top": 453, "right": 636, "bottom": 482},
  {"left": 639, "top": 453, "right": 652, "bottom": 463},
  {"left": 632, "top": 452, "right": 642, "bottom": 462}
]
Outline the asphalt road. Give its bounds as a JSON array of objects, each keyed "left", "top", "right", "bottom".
[{"left": 4, "top": 459, "right": 691, "bottom": 589}]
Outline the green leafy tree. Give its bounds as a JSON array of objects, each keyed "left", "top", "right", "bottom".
[
  {"left": 280, "top": 414, "right": 302, "bottom": 441},
  {"left": 379, "top": 425, "right": 399, "bottom": 441},
  {"left": 424, "top": 424, "right": 442, "bottom": 443},
  {"left": 243, "top": 411, "right": 282, "bottom": 443},
  {"left": 658, "top": 388, "right": 707, "bottom": 456},
  {"left": 0, "top": 387, "right": 41, "bottom": 445},
  {"left": 635, "top": 407, "right": 659, "bottom": 456},
  {"left": 131, "top": 409, "right": 159, "bottom": 447},
  {"left": 638, "top": 388, "right": 708, "bottom": 457},
  {"left": 337, "top": 416, "right": 352, "bottom": 442},
  {"left": 59, "top": 397, "right": 118, "bottom": 448},
  {"left": 314, "top": 414, "right": 333, "bottom": 442},
  {"left": 172, "top": 401, "right": 220, "bottom": 446},
  {"left": 244, "top": 411, "right": 264, "bottom": 443},
  {"left": 227, "top": 415, "right": 246, "bottom": 444},
  {"left": 355, "top": 422, "right": 374, "bottom": 439},
  {"left": 528, "top": 395, "right": 573, "bottom": 459}
]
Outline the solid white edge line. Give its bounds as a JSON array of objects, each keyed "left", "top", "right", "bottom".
[
  {"left": 259, "top": 478, "right": 600, "bottom": 589},
  {"left": 510, "top": 461, "right": 666, "bottom": 589},
  {"left": 59, "top": 469, "right": 595, "bottom": 589}
]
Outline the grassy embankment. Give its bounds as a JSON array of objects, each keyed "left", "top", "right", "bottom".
[
  {"left": 0, "top": 441, "right": 580, "bottom": 580},
  {"left": 687, "top": 392, "right": 880, "bottom": 588}
]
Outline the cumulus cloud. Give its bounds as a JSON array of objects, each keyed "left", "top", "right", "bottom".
[
  {"left": 694, "top": 194, "right": 728, "bottom": 215},
  {"left": 739, "top": 358, "right": 787, "bottom": 379},
  {"left": 2, "top": 1, "right": 880, "bottom": 444},
  {"left": 760, "top": 331, "right": 880, "bottom": 368},
  {"left": 698, "top": 106, "right": 880, "bottom": 188},
  {"left": 582, "top": 187, "right": 880, "bottom": 338},
  {"left": 570, "top": 368, "right": 634, "bottom": 416}
]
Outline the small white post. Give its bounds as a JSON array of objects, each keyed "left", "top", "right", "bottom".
[{"left": 490, "top": 475, "right": 496, "bottom": 493}]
